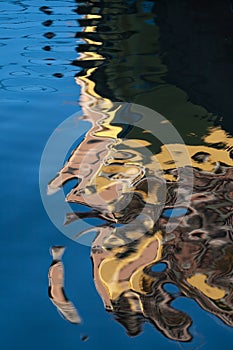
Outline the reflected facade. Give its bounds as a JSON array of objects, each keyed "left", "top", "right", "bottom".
[{"left": 48, "top": 0, "right": 233, "bottom": 342}]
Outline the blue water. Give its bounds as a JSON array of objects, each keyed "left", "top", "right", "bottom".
[
  {"left": 1, "top": 1, "right": 233, "bottom": 350},
  {"left": 162, "top": 207, "right": 190, "bottom": 218}
]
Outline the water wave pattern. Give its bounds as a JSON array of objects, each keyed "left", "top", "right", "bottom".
[
  {"left": 46, "top": 0, "right": 233, "bottom": 342},
  {"left": 0, "top": 1, "right": 81, "bottom": 96}
]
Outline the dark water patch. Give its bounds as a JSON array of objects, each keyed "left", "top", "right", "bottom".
[
  {"left": 53, "top": 73, "right": 64, "bottom": 78},
  {"left": 156, "top": 0, "right": 233, "bottom": 135},
  {"left": 44, "top": 32, "right": 56, "bottom": 39},
  {"left": 39, "top": 6, "right": 53, "bottom": 15}
]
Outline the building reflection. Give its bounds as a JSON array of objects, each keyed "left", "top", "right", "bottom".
[{"left": 48, "top": 0, "right": 233, "bottom": 342}]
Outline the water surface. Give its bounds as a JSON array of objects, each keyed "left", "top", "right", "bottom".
[{"left": 1, "top": 1, "right": 233, "bottom": 350}]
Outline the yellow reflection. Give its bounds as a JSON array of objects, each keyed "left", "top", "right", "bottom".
[
  {"left": 79, "top": 52, "right": 105, "bottom": 61},
  {"left": 99, "top": 231, "right": 163, "bottom": 300},
  {"left": 130, "top": 231, "right": 163, "bottom": 294},
  {"left": 187, "top": 274, "right": 225, "bottom": 300},
  {"left": 84, "top": 26, "right": 97, "bottom": 32},
  {"left": 204, "top": 126, "right": 233, "bottom": 147},
  {"left": 86, "top": 14, "right": 102, "bottom": 19},
  {"left": 85, "top": 38, "right": 102, "bottom": 46},
  {"left": 155, "top": 143, "right": 233, "bottom": 174}
]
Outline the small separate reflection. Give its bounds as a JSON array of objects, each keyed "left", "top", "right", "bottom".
[{"left": 48, "top": 246, "right": 82, "bottom": 324}]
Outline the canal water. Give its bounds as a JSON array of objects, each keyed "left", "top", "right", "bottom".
[{"left": 1, "top": 1, "right": 233, "bottom": 350}]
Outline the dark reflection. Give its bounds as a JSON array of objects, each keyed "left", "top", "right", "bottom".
[
  {"left": 43, "top": 32, "right": 56, "bottom": 39},
  {"left": 80, "top": 334, "right": 89, "bottom": 342},
  {"left": 157, "top": 0, "right": 233, "bottom": 135},
  {"left": 39, "top": 6, "right": 53, "bottom": 15},
  {"left": 53, "top": 73, "right": 64, "bottom": 78},
  {"left": 42, "top": 45, "right": 51, "bottom": 51},
  {"left": 42, "top": 20, "right": 53, "bottom": 27},
  {"left": 72, "top": 0, "right": 233, "bottom": 151},
  {"left": 47, "top": 0, "right": 233, "bottom": 342}
]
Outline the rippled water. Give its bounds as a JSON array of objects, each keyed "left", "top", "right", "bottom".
[{"left": 1, "top": 1, "right": 233, "bottom": 350}]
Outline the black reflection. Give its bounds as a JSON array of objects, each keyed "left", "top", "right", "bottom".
[
  {"left": 42, "top": 45, "right": 51, "bottom": 51},
  {"left": 43, "top": 32, "right": 56, "bottom": 39},
  {"left": 39, "top": 6, "right": 53, "bottom": 15},
  {"left": 157, "top": 0, "right": 233, "bottom": 135},
  {"left": 53, "top": 73, "right": 64, "bottom": 78},
  {"left": 42, "top": 20, "right": 53, "bottom": 27}
]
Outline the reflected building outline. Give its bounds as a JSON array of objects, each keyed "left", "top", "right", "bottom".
[{"left": 47, "top": 0, "right": 233, "bottom": 342}]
